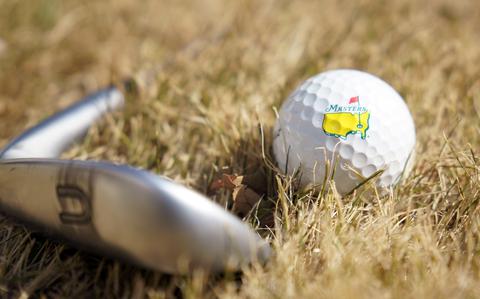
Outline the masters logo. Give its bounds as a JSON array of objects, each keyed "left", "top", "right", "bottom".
[{"left": 322, "top": 96, "right": 370, "bottom": 139}]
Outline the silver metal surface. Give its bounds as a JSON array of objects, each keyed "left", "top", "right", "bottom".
[
  {"left": 0, "top": 87, "right": 124, "bottom": 159},
  {"left": 0, "top": 159, "right": 269, "bottom": 272},
  {"left": 0, "top": 86, "right": 270, "bottom": 273}
]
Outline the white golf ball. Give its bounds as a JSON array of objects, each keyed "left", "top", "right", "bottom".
[{"left": 273, "top": 69, "right": 416, "bottom": 195}]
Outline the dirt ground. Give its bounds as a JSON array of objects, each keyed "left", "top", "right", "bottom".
[{"left": 0, "top": 0, "right": 479, "bottom": 297}]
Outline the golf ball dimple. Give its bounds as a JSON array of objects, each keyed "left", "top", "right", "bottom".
[{"left": 273, "top": 69, "right": 416, "bottom": 195}]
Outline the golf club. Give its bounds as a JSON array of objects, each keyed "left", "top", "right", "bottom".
[{"left": 0, "top": 88, "right": 270, "bottom": 274}]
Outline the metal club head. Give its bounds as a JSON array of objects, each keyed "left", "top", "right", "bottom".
[{"left": 0, "top": 87, "right": 270, "bottom": 273}]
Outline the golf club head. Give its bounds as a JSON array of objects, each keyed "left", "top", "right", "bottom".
[
  {"left": 0, "top": 87, "right": 124, "bottom": 160},
  {"left": 0, "top": 159, "right": 269, "bottom": 273},
  {"left": 0, "top": 86, "right": 270, "bottom": 273}
]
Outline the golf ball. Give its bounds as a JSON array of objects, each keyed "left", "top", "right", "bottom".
[{"left": 273, "top": 69, "right": 416, "bottom": 195}]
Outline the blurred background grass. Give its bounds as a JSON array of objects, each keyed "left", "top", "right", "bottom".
[{"left": 0, "top": 0, "right": 479, "bottom": 298}]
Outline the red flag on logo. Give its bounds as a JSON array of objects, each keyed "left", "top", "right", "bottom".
[{"left": 349, "top": 96, "right": 359, "bottom": 104}]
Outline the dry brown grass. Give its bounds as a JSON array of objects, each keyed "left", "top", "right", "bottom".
[{"left": 1, "top": 0, "right": 480, "bottom": 297}]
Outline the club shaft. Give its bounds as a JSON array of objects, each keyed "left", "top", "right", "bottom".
[{"left": 0, "top": 87, "right": 124, "bottom": 160}]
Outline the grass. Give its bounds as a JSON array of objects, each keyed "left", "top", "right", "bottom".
[{"left": 0, "top": 0, "right": 480, "bottom": 297}]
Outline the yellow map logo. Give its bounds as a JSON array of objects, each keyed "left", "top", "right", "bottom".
[{"left": 322, "top": 96, "right": 370, "bottom": 139}]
